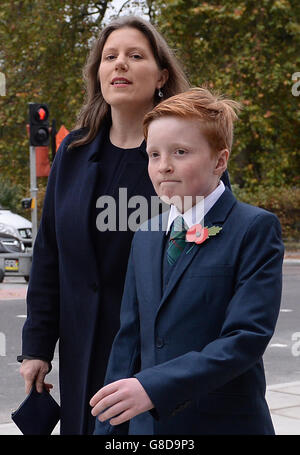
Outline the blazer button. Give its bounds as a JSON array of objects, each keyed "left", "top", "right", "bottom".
[{"left": 156, "top": 338, "right": 164, "bottom": 348}]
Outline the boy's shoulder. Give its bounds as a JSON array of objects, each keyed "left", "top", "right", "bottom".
[{"left": 133, "top": 191, "right": 281, "bottom": 245}]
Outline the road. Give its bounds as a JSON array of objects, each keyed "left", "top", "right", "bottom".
[{"left": 0, "top": 264, "right": 299, "bottom": 424}]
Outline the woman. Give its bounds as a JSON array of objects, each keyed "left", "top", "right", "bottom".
[{"left": 18, "top": 16, "right": 230, "bottom": 435}]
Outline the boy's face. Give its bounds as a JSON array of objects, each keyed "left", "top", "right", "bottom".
[{"left": 146, "top": 116, "right": 229, "bottom": 211}]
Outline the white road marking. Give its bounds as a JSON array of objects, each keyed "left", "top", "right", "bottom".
[{"left": 270, "top": 343, "right": 288, "bottom": 348}]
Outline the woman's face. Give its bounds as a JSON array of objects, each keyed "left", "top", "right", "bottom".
[{"left": 99, "top": 27, "right": 168, "bottom": 112}]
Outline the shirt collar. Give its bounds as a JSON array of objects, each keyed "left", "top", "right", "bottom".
[{"left": 166, "top": 180, "right": 225, "bottom": 233}]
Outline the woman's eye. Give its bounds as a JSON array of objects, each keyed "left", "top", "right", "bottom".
[
  {"left": 104, "top": 55, "right": 115, "bottom": 60},
  {"left": 131, "top": 54, "right": 142, "bottom": 59}
]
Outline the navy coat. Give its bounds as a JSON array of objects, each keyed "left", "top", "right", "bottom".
[
  {"left": 20, "top": 124, "right": 231, "bottom": 434},
  {"left": 94, "top": 188, "right": 284, "bottom": 435}
]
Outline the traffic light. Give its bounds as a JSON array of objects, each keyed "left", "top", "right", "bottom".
[
  {"left": 21, "top": 197, "right": 35, "bottom": 209},
  {"left": 29, "top": 103, "right": 50, "bottom": 146}
]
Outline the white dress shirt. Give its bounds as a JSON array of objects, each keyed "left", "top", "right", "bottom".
[{"left": 166, "top": 181, "right": 225, "bottom": 233}]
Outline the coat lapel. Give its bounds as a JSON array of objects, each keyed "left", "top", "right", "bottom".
[
  {"left": 75, "top": 128, "right": 107, "bottom": 275},
  {"left": 156, "top": 188, "right": 237, "bottom": 314}
]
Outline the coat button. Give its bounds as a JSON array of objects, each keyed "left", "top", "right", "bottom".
[{"left": 156, "top": 338, "right": 164, "bottom": 348}]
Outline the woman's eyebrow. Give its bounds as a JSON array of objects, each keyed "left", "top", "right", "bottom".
[{"left": 102, "top": 46, "right": 146, "bottom": 53}]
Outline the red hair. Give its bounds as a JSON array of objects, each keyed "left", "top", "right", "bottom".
[{"left": 143, "top": 87, "right": 241, "bottom": 154}]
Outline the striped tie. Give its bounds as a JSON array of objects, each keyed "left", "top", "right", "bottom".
[{"left": 167, "top": 216, "right": 188, "bottom": 265}]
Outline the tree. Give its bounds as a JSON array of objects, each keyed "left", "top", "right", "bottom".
[
  {"left": 0, "top": 0, "right": 112, "bottom": 187},
  {"left": 153, "top": 0, "right": 300, "bottom": 188}
]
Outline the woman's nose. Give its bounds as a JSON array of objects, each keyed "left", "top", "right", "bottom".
[{"left": 115, "top": 55, "right": 128, "bottom": 71}]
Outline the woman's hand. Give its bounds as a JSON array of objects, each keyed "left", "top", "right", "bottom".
[
  {"left": 19, "top": 359, "right": 53, "bottom": 394},
  {"left": 90, "top": 378, "right": 154, "bottom": 426}
]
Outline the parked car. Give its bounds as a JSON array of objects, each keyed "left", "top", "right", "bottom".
[
  {"left": 0, "top": 205, "right": 32, "bottom": 249},
  {"left": 0, "top": 232, "right": 26, "bottom": 253},
  {"left": 0, "top": 232, "right": 29, "bottom": 283}
]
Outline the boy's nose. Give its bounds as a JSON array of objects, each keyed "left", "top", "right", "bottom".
[{"left": 159, "top": 159, "right": 173, "bottom": 173}]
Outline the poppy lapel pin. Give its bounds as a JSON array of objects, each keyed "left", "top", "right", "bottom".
[{"left": 185, "top": 224, "right": 222, "bottom": 253}]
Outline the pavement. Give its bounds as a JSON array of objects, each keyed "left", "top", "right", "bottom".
[{"left": 0, "top": 254, "right": 299, "bottom": 436}]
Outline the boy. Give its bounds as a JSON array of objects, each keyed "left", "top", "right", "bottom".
[{"left": 91, "top": 88, "right": 284, "bottom": 435}]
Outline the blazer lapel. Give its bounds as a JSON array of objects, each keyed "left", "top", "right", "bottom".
[
  {"left": 157, "top": 188, "right": 237, "bottom": 314},
  {"left": 150, "top": 210, "right": 169, "bottom": 306}
]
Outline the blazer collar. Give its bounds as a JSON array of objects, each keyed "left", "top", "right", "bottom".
[{"left": 203, "top": 186, "right": 237, "bottom": 226}]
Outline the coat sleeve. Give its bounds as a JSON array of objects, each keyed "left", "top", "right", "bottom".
[
  {"left": 93, "top": 240, "right": 141, "bottom": 436},
  {"left": 135, "top": 211, "right": 284, "bottom": 419},
  {"left": 19, "top": 137, "right": 68, "bottom": 363}
]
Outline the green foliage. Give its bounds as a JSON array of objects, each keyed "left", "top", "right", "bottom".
[
  {"left": 232, "top": 183, "right": 300, "bottom": 240},
  {"left": 0, "top": 175, "right": 24, "bottom": 213},
  {"left": 0, "top": 0, "right": 112, "bottom": 185},
  {"left": 154, "top": 0, "right": 300, "bottom": 189}
]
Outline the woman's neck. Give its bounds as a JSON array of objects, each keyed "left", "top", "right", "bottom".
[{"left": 110, "top": 104, "right": 152, "bottom": 148}]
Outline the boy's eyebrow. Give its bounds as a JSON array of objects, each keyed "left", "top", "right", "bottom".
[{"left": 147, "top": 141, "right": 192, "bottom": 149}]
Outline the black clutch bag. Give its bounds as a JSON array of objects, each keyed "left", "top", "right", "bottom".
[{"left": 11, "top": 385, "right": 60, "bottom": 435}]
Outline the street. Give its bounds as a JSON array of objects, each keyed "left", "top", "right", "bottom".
[{"left": 0, "top": 264, "right": 299, "bottom": 426}]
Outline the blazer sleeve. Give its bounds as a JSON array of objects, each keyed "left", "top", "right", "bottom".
[
  {"left": 19, "top": 138, "right": 67, "bottom": 363},
  {"left": 93, "top": 240, "right": 141, "bottom": 436},
  {"left": 135, "top": 211, "right": 284, "bottom": 419}
]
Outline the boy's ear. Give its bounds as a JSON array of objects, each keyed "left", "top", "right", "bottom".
[{"left": 214, "top": 149, "right": 229, "bottom": 175}]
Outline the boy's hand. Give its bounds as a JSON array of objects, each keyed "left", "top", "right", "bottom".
[{"left": 90, "top": 378, "right": 154, "bottom": 426}]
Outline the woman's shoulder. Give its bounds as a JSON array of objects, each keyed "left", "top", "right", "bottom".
[{"left": 63, "top": 127, "right": 89, "bottom": 147}]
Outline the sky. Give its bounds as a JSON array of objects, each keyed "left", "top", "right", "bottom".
[{"left": 104, "top": 0, "right": 148, "bottom": 21}]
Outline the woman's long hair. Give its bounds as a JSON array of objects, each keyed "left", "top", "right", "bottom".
[{"left": 68, "top": 15, "right": 190, "bottom": 150}]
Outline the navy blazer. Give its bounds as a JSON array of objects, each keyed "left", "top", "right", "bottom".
[{"left": 94, "top": 188, "right": 284, "bottom": 435}]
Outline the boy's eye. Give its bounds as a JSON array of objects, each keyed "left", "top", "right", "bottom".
[
  {"left": 175, "top": 149, "right": 186, "bottom": 155},
  {"left": 131, "top": 54, "right": 142, "bottom": 59}
]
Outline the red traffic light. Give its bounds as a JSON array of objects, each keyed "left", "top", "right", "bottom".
[
  {"left": 29, "top": 103, "right": 50, "bottom": 146},
  {"left": 37, "top": 108, "right": 46, "bottom": 120},
  {"left": 34, "top": 107, "right": 48, "bottom": 122}
]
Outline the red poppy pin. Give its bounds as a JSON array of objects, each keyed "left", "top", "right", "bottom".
[{"left": 185, "top": 224, "right": 222, "bottom": 253}]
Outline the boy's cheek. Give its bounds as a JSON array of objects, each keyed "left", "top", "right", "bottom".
[{"left": 148, "top": 168, "right": 157, "bottom": 188}]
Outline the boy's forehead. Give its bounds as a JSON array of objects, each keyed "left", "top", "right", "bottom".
[
  {"left": 147, "top": 116, "right": 207, "bottom": 141},
  {"left": 148, "top": 115, "right": 200, "bottom": 132}
]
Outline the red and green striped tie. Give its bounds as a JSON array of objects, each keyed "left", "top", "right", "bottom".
[{"left": 167, "top": 216, "right": 188, "bottom": 265}]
